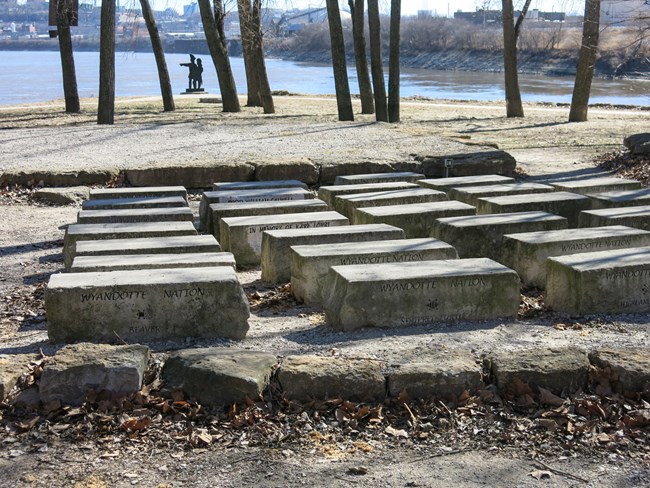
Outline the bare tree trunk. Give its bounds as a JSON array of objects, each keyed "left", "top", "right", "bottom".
[
  {"left": 326, "top": 0, "right": 354, "bottom": 121},
  {"left": 197, "top": 0, "right": 240, "bottom": 113},
  {"left": 368, "top": 0, "right": 387, "bottom": 122},
  {"left": 97, "top": 0, "right": 115, "bottom": 124},
  {"left": 252, "top": 0, "right": 274, "bottom": 114},
  {"left": 348, "top": 0, "right": 374, "bottom": 114},
  {"left": 237, "top": 0, "right": 261, "bottom": 106},
  {"left": 569, "top": 0, "right": 601, "bottom": 122},
  {"left": 139, "top": 0, "right": 174, "bottom": 112},
  {"left": 56, "top": 0, "right": 79, "bottom": 113},
  {"left": 502, "top": 0, "right": 524, "bottom": 117},
  {"left": 387, "top": 0, "right": 400, "bottom": 123}
]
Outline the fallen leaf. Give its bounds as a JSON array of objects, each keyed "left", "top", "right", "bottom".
[
  {"left": 529, "top": 469, "right": 552, "bottom": 480},
  {"left": 385, "top": 426, "right": 408, "bottom": 438}
]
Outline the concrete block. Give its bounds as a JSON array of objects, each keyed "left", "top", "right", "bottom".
[
  {"left": 323, "top": 258, "right": 520, "bottom": 331},
  {"left": 317, "top": 182, "right": 419, "bottom": 208},
  {"left": 448, "top": 183, "right": 555, "bottom": 206},
  {"left": 587, "top": 189, "right": 650, "bottom": 209},
  {"left": 70, "top": 252, "right": 236, "bottom": 273},
  {"left": 213, "top": 180, "right": 307, "bottom": 191},
  {"left": 319, "top": 162, "right": 395, "bottom": 185},
  {"left": 334, "top": 171, "right": 425, "bottom": 185},
  {"left": 0, "top": 354, "right": 37, "bottom": 402},
  {"left": 547, "top": 176, "right": 641, "bottom": 195},
  {"left": 417, "top": 175, "right": 515, "bottom": 193},
  {"left": 124, "top": 164, "right": 255, "bottom": 189},
  {"left": 77, "top": 207, "right": 194, "bottom": 225},
  {"left": 45, "top": 267, "right": 250, "bottom": 343},
  {"left": 220, "top": 211, "right": 349, "bottom": 267},
  {"left": 82, "top": 196, "right": 187, "bottom": 211},
  {"left": 253, "top": 160, "right": 319, "bottom": 185},
  {"left": 624, "top": 133, "right": 650, "bottom": 155},
  {"left": 418, "top": 151, "right": 517, "bottom": 177},
  {"left": 334, "top": 188, "right": 447, "bottom": 219},
  {"left": 291, "top": 238, "right": 458, "bottom": 305},
  {"left": 579, "top": 205, "right": 650, "bottom": 230},
  {"left": 589, "top": 348, "right": 650, "bottom": 393},
  {"left": 261, "top": 224, "right": 405, "bottom": 284},
  {"left": 34, "top": 187, "right": 89, "bottom": 205},
  {"left": 89, "top": 186, "right": 188, "bottom": 201}
]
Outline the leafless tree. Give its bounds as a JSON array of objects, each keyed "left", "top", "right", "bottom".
[
  {"left": 348, "top": 0, "right": 374, "bottom": 114},
  {"left": 237, "top": 0, "right": 262, "bottom": 106},
  {"left": 252, "top": 0, "right": 274, "bottom": 113},
  {"left": 326, "top": 0, "right": 354, "bottom": 121},
  {"left": 97, "top": 0, "right": 115, "bottom": 124},
  {"left": 387, "top": 0, "right": 400, "bottom": 123},
  {"left": 55, "top": 0, "right": 80, "bottom": 113},
  {"left": 368, "top": 0, "right": 388, "bottom": 122}
]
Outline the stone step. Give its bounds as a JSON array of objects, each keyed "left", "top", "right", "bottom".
[
  {"left": 546, "top": 246, "right": 650, "bottom": 315},
  {"left": 199, "top": 188, "right": 314, "bottom": 230},
  {"left": 476, "top": 191, "right": 591, "bottom": 227},
  {"left": 70, "top": 252, "right": 236, "bottom": 272},
  {"left": 81, "top": 196, "right": 188, "bottom": 211},
  {"left": 77, "top": 207, "right": 194, "bottom": 225},
  {"left": 333, "top": 171, "right": 425, "bottom": 185},
  {"left": 323, "top": 259, "right": 520, "bottom": 331},
  {"left": 63, "top": 222, "right": 198, "bottom": 270},
  {"left": 579, "top": 205, "right": 650, "bottom": 230},
  {"left": 545, "top": 176, "right": 641, "bottom": 195},
  {"left": 212, "top": 180, "right": 307, "bottom": 191},
  {"left": 220, "top": 211, "right": 349, "bottom": 267},
  {"left": 207, "top": 199, "right": 329, "bottom": 237},
  {"left": 45, "top": 267, "right": 250, "bottom": 343},
  {"left": 353, "top": 201, "right": 476, "bottom": 237},
  {"left": 89, "top": 186, "right": 187, "bottom": 202},
  {"left": 431, "top": 211, "right": 568, "bottom": 259},
  {"left": 417, "top": 174, "right": 515, "bottom": 193},
  {"left": 449, "top": 183, "right": 555, "bottom": 206},
  {"left": 291, "top": 238, "right": 458, "bottom": 305},
  {"left": 317, "top": 182, "right": 419, "bottom": 208},
  {"left": 501, "top": 226, "right": 650, "bottom": 288},
  {"left": 261, "top": 224, "right": 405, "bottom": 284},
  {"left": 587, "top": 189, "right": 650, "bottom": 209},
  {"left": 333, "top": 188, "right": 447, "bottom": 219}
]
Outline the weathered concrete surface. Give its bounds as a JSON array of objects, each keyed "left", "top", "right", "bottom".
[
  {"left": 82, "top": 196, "right": 187, "bottom": 211},
  {"left": 489, "top": 348, "right": 589, "bottom": 396},
  {"left": 586, "top": 189, "right": 650, "bottom": 209},
  {"left": 33, "top": 186, "right": 89, "bottom": 205},
  {"left": 353, "top": 201, "right": 476, "bottom": 237},
  {"left": 0, "top": 354, "right": 36, "bottom": 402},
  {"left": 161, "top": 348, "right": 277, "bottom": 405},
  {"left": 89, "top": 186, "right": 188, "bottom": 201},
  {"left": 448, "top": 183, "right": 555, "bottom": 206},
  {"left": 261, "top": 224, "right": 405, "bottom": 284},
  {"left": 319, "top": 162, "right": 395, "bottom": 185},
  {"left": 431, "top": 211, "right": 568, "bottom": 259},
  {"left": 334, "top": 172, "right": 425, "bottom": 185},
  {"left": 476, "top": 191, "right": 592, "bottom": 227},
  {"left": 417, "top": 151, "right": 517, "bottom": 178},
  {"left": 76, "top": 207, "right": 194, "bottom": 225},
  {"left": 579, "top": 205, "right": 650, "bottom": 230},
  {"left": 323, "top": 259, "right": 520, "bottom": 331},
  {"left": 252, "top": 159, "right": 319, "bottom": 185},
  {"left": 388, "top": 352, "right": 482, "bottom": 400},
  {"left": 589, "top": 348, "right": 650, "bottom": 393},
  {"left": 501, "top": 226, "right": 650, "bottom": 288},
  {"left": 212, "top": 180, "right": 307, "bottom": 191},
  {"left": 124, "top": 164, "right": 255, "bottom": 189},
  {"left": 624, "top": 133, "right": 650, "bottom": 155},
  {"left": 546, "top": 176, "right": 641, "bottom": 195},
  {"left": 46, "top": 267, "right": 250, "bottom": 343},
  {"left": 546, "top": 246, "right": 650, "bottom": 315},
  {"left": 417, "top": 175, "right": 515, "bottom": 193},
  {"left": 277, "top": 355, "right": 385, "bottom": 402},
  {"left": 0, "top": 170, "right": 118, "bottom": 187},
  {"left": 70, "top": 252, "right": 236, "bottom": 272},
  {"left": 220, "top": 211, "right": 349, "bottom": 267},
  {"left": 291, "top": 238, "right": 458, "bottom": 305},
  {"left": 39, "top": 343, "right": 149, "bottom": 406},
  {"left": 334, "top": 188, "right": 447, "bottom": 219},
  {"left": 318, "top": 182, "right": 419, "bottom": 208}
]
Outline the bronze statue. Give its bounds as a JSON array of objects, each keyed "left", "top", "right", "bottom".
[{"left": 180, "top": 54, "right": 204, "bottom": 91}]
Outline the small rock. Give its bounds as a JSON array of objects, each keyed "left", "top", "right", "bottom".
[
  {"left": 589, "top": 348, "right": 650, "bottom": 393},
  {"left": 0, "top": 353, "right": 37, "bottom": 402},
  {"left": 33, "top": 186, "right": 89, "bottom": 205},
  {"left": 624, "top": 133, "right": 650, "bottom": 155}
]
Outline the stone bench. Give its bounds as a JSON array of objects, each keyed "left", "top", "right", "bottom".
[
  {"left": 334, "top": 172, "right": 425, "bottom": 185},
  {"left": 81, "top": 196, "right": 188, "bottom": 211},
  {"left": 417, "top": 174, "right": 515, "bottom": 193},
  {"left": 70, "top": 252, "right": 236, "bottom": 273},
  {"left": 77, "top": 207, "right": 194, "bottom": 225},
  {"left": 291, "top": 238, "right": 458, "bottom": 305},
  {"left": 586, "top": 189, "right": 650, "bottom": 209},
  {"left": 431, "top": 211, "right": 568, "bottom": 259},
  {"left": 261, "top": 224, "right": 405, "bottom": 283},
  {"left": 199, "top": 188, "right": 314, "bottom": 230},
  {"left": 212, "top": 180, "right": 307, "bottom": 191},
  {"left": 546, "top": 246, "right": 650, "bottom": 315},
  {"left": 89, "top": 186, "right": 187, "bottom": 202},
  {"left": 546, "top": 176, "right": 641, "bottom": 195},
  {"left": 353, "top": 201, "right": 476, "bottom": 237},
  {"left": 63, "top": 222, "right": 198, "bottom": 270},
  {"left": 448, "top": 183, "right": 555, "bottom": 206},
  {"left": 476, "top": 191, "right": 591, "bottom": 227},
  {"left": 220, "top": 211, "right": 349, "bottom": 267},
  {"left": 501, "top": 226, "right": 650, "bottom": 288},
  {"left": 323, "top": 259, "right": 520, "bottom": 331},
  {"left": 579, "top": 205, "right": 650, "bottom": 230},
  {"left": 333, "top": 188, "right": 447, "bottom": 219},
  {"left": 46, "top": 267, "right": 250, "bottom": 343},
  {"left": 317, "top": 182, "right": 419, "bottom": 208},
  {"left": 207, "top": 199, "right": 329, "bottom": 237}
]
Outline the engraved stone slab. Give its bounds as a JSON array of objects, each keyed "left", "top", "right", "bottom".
[
  {"left": 334, "top": 171, "right": 425, "bottom": 185},
  {"left": 208, "top": 199, "right": 328, "bottom": 237},
  {"left": 46, "top": 267, "right": 250, "bottom": 343},
  {"left": 476, "top": 191, "right": 591, "bottom": 227},
  {"left": 261, "top": 224, "right": 406, "bottom": 284},
  {"left": 546, "top": 246, "right": 650, "bottom": 315},
  {"left": 212, "top": 179, "right": 308, "bottom": 191},
  {"left": 547, "top": 176, "right": 641, "bottom": 195},
  {"left": 220, "top": 211, "right": 349, "bottom": 267},
  {"left": 353, "top": 201, "right": 476, "bottom": 237},
  {"left": 89, "top": 186, "right": 187, "bottom": 202},
  {"left": 77, "top": 207, "right": 194, "bottom": 225},
  {"left": 199, "top": 188, "right": 314, "bottom": 230},
  {"left": 323, "top": 259, "right": 520, "bottom": 331},
  {"left": 70, "top": 252, "right": 236, "bottom": 273},
  {"left": 63, "top": 222, "right": 198, "bottom": 270},
  {"left": 291, "top": 238, "right": 458, "bottom": 305},
  {"left": 586, "top": 189, "right": 650, "bottom": 209},
  {"left": 333, "top": 188, "right": 447, "bottom": 219},
  {"left": 579, "top": 205, "right": 650, "bottom": 230},
  {"left": 317, "top": 182, "right": 419, "bottom": 208},
  {"left": 501, "top": 226, "right": 650, "bottom": 288},
  {"left": 82, "top": 196, "right": 188, "bottom": 211},
  {"left": 431, "top": 211, "right": 568, "bottom": 259},
  {"left": 448, "top": 183, "right": 555, "bottom": 206},
  {"left": 417, "top": 174, "right": 515, "bottom": 193}
]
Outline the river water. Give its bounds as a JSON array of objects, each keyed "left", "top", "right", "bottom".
[{"left": 0, "top": 50, "right": 647, "bottom": 106}]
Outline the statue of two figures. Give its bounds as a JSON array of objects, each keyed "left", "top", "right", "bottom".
[{"left": 180, "top": 54, "right": 204, "bottom": 93}]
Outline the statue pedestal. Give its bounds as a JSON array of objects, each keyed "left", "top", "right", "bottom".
[{"left": 180, "top": 88, "right": 206, "bottom": 95}]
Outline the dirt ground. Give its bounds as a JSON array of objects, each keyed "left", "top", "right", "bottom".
[{"left": 1, "top": 96, "right": 650, "bottom": 487}]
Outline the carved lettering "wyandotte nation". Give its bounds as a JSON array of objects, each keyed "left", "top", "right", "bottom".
[
  {"left": 379, "top": 281, "right": 437, "bottom": 292},
  {"left": 561, "top": 239, "right": 632, "bottom": 252},
  {"left": 163, "top": 287, "right": 205, "bottom": 298},
  {"left": 605, "top": 268, "right": 650, "bottom": 280},
  {"left": 81, "top": 290, "right": 146, "bottom": 302},
  {"left": 340, "top": 253, "right": 424, "bottom": 265}
]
